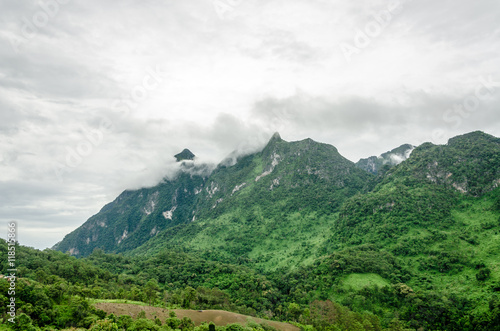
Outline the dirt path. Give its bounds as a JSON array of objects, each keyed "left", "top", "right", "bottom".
[{"left": 94, "top": 303, "right": 299, "bottom": 331}]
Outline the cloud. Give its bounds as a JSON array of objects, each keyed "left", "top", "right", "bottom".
[
  {"left": 249, "top": 88, "right": 500, "bottom": 160},
  {"left": 0, "top": 107, "right": 274, "bottom": 249}
]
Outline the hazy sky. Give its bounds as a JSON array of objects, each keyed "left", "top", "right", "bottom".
[{"left": 1, "top": 0, "right": 499, "bottom": 249}]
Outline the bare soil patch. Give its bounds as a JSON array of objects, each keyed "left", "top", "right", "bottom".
[{"left": 94, "top": 303, "right": 299, "bottom": 331}]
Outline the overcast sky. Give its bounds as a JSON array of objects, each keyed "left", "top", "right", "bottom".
[{"left": 1, "top": 0, "right": 499, "bottom": 249}]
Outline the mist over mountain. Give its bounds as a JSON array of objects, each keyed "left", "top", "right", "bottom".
[
  {"left": 55, "top": 131, "right": 500, "bottom": 270},
  {"left": 53, "top": 132, "right": 372, "bottom": 258},
  {"left": 3, "top": 130, "right": 498, "bottom": 330},
  {"left": 356, "top": 144, "right": 416, "bottom": 175}
]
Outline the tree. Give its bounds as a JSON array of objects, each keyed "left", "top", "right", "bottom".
[
  {"left": 288, "top": 302, "right": 302, "bottom": 321},
  {"left": 179, "top": 316, "right": 195, "bottom": 331},
  {"left": 183, "top": 286, "right": 197, "bottom": 308},
  {"left": 90, "top": 319, "right": 119, "bottom": 331},
  {"left": 166, "top": 315, "right": 181, "bottom": 329},
  {"left": 13, "top": 313, "right": 36, "bottom": 331},
  {"left": 118, "top": 315, "right": 133, "bottom": 330},
  {"left": 145, "top": 279, "right": 160, "bottom": 305},
  {"left": 129, "top": 318, "right": 160, "bottom": 331}
]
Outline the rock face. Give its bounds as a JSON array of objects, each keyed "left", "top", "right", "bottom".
[{"left": 174, "top": 149, "right": 195, "bottom": 162}]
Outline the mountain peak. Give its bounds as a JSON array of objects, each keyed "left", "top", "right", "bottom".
[
  {"left": 448, "top": 130, "right": 498, "bottom": 146},
  {"left": 174, "top": 149, "right": 195, "bottom": 162},
  {"left": 261, "top": 132, "right": 285, "bottom": 154},
  {"left": 269, "top": 132, "right": 282, "bottom": 143}
]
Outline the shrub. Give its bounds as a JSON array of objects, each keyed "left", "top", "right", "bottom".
[
  {"left": 129, "top": 318, "right": 160, "bottom": 331},
  {"left": 90, "top": 319, "right": 119, "bottom": 331},
  {"left": 118, "top": 315, "right": 133, "bottom": 329}
]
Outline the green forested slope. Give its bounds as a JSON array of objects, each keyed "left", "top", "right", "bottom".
[
  {"left": 53, "top": 170, "right": 208, "bottom": 256},
  {"left": 1, "top": 240, "right": 411, "bottom": 331},
  {"left": 56, "top": 133, "right": 372, "bottom": 270},
  {"left": 128, "top": 134, "right": 372, "bottom": 271},
  {"left": 40, "top": 130, "right": 500, "bottom": 330}
]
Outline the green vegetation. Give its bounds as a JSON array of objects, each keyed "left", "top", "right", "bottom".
[
  {"left": 0, "top": 241, "right": 408, "bottom": 330},
  {"left": 3, "top": 131, "right": 499, "bottom": 330},
  {"left": 342, "top": 274, "right": 391, "bottom": 291}
]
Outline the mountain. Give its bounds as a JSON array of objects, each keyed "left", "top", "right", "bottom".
[
  {"left": 55, "top": 131, "right": 500, "bottom": 267},
  {"left": 53, "top": 168, "right": 208, "bottom": 257},
  {"left": 46, "top": 130, "right": 500, "bottom": 330},
  {"left": 356, "top": 144, "right": 415, "bottom": 174},
  {"left": 54, "top": 133, "right": 372, "bottom": 263},
  {"left": 336, "top": 131, "right": 500, "bottom": 244},
  {"left": 175, "top": 148, "right": 196, "bottom": 162},
  {"left": 386, "top": 131, "right": 500, "bottom": 195},
  {"left": 130, "top": 133, "right": 373, "bottom": 269}
]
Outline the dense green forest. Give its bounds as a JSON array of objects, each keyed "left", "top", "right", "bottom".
[
  {"left": 2, "top": 131, "right": 500, "bottom": 330},
  {"left": 1, "top": 224, "right": 500, "bottom": 331},
  {"left": 0, "top": 240, "right": 415, "bottom": 330}
]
